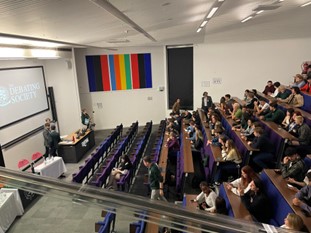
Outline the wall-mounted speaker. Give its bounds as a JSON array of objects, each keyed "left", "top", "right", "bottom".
[{"left": 48, "top": 87, "right": 58, "bottom": 122}]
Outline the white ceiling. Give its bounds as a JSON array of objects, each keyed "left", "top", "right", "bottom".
[{"left": 0, "top": 0, "right": 310, "bottom": 49}]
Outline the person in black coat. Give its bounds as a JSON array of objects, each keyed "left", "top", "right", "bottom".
[
  {"left": 240, "top": 177, "right": 272, "bottom": 223},
  {"left": 49, "top": 125, "right": 61, "bottom": 156},
  {"left": 248, "top": 127, "right": 274, "bottom": 172},
  {"left": 201, "top": 92, "right": 213, "bottom": 113}
]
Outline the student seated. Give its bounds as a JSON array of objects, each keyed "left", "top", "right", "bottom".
[
  {"left": 262, "top": 80, "right": 276, "bottom": 95},
  {"left": 254, "top": 99, "right": 270, "bottom": 116},
  {"left": 291, "top": 74, "right": 306, "bottom": 89},
  {"left": 192, "top": 127, "right": 204, "bottom": 151},
  {"left": 281, "top": 108, "right": 295, "bottom": 129},
  {"left": 288, "top": 169, "right": 311, "bottom": 189},
  {"left": 207, "top": 127, "right": 225, "bottom": 147},
  {"left": 275, "top": 85, "right": 291, "bottom": 100},
  {"left": 192, "top": 181, "right": 217, "bottom": 212},
  {"left": 259, "top": 102, "right": 285, "bottom": 125},
  {"left": 225, "top": 165, "right": 258, "bottom": 196},
  {"left": 269, "top": 81, "right": 281, "bottom": 97},
  {"left": 286, "top": 111, "right": 302, "bottom": 137},
  {"left": 279, "top": 147, "right": 306, "bottom": 183},
  {"left": 214, "top": 139, "right": 242, "bottom": 184},
  {"left": 230, "top": 103, "right": 242, "bottom": 121},
  {"left": 278, "top": 86, "right": 304, "bottom": 108},
  {"left": 281, "top": 213, "right": 305, "bottom": 231},
  {"left": 248, "top": 127, "right": 275, "bottom": 172},
  {"left": 240, "top": 177, "right": 272, "bottom": 223},
  {"left": 288, "top": 116, "right": 311, "bottom": 146},
  {"left": 300, "top": 74, "right": 311, "bottom": 93},
  {"left": 107, "top": 155, "right": 132, "bottom": 190},
  {"left": 214, "top": 196, "right": 228, "bottom": 215},
  {"left": 292, "top": 172, "right": 311, "bottom": 216}
]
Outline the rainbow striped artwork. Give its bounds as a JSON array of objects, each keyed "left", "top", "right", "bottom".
[{"left": 85, "top": 53, "right": 152, "bottom": 92}]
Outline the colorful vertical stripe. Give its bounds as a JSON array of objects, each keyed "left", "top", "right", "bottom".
[{"left": 85, "top": 53, "right": 152, "bottom": 92}]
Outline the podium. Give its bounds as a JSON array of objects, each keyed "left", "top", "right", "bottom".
[{"left": 58, "top": 130, "right": 95, "bottom": 163}]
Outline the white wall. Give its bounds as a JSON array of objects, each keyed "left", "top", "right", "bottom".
[
  {"left": 194, "top": 38, "right": 311, "bottom": 109},
  {"left": 0, "top": 57, "right": 81, "bottom": 170},
  {"left": 74, "top": 47, "right": 167, "bottom": 129}
]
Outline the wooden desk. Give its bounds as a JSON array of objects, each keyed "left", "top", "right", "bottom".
[
  {"left": 158, "top": 132, "right": 168, "bottom": 183},
  {"left": 58, "top": 130, "right": 95, "bottom": 163},
  {"left": 144, "top": 213, "right": 160, "bottom": 233},
  {"left": 181, "top": 122, "right": 194, "bottom": 173},
  {"left": 263, "top": 169, "right": 311, "bottom": 232},
  {"left": 183, "top": 194, "right": 204, "bottom": 233},
  {"left": 222, "top": 184, "right": 253, "bottom": 221}
]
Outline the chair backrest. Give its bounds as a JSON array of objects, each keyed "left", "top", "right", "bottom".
[
  {"left": 32, "top": 152, "right": 43, "bottom": 161},
  {"left": 18, "top": 159, "right": 30, "bottom": 169}
]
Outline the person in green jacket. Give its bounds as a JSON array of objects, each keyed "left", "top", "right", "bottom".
[
  {"left": 143, "top": 156, "right": 166, "bottom": 201},
  {"left": 260, "top": 102, "right": 285, "bottom": 125}
]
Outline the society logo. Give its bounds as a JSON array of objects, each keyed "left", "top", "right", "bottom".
[{"left": 0, "top": 86, "right": 10, "bottom": 107}]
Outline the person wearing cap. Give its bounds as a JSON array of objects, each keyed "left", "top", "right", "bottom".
[
  {"left": 292, "top": 74, "right": 306, "bottom": 89},
  {"left": 300, "top": 73, "right": 311, "bottom": 93},
  {"left": 240, "top": 177, "right": 272, "bottom": 223},
  {"left": 292, "top": 172, "right": 311, "bottom": 216},
  {"left": 259, "top": 102, "right": 285, "bottom": 125},
  {"left": 278, "top": 86, "right": 304, "bottom": 108},
  {"left": 280, "top": 147, "right": 306, "bottom": 182}
]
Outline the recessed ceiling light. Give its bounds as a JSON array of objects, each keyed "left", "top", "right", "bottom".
[
  {"left": 241, "top": 16, "right": 253, "bottom": 23},
  {"left": 200, "top": 20, "right": 208, "bottom": 27},
  {"left": 301, "top": 1, "right": 311, "bottom": 7},
  {"left": 196, "top": 28, "right": 202, "bottom": 33},
  {"left": 207, "top": 7, "right": 219, "bottom": 18},
  {"left": 256, "top": 10, "right": 264, "bottom": 14}
]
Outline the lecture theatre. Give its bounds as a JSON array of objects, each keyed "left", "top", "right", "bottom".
[{"left": 0, "top": 1, "right": 310, "bottom": 233}]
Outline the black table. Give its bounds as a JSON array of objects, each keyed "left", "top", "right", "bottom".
[{"left": 58, "top": 130, "right": 95, "bottom": 163}]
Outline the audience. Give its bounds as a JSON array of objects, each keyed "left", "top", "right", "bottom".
[
  {"left": 259, "top": 102, "right": 285, "bottom": 125},
  {"left": 275, "top": 85, "right": 291, "bottom": 100},
  {"left": 288, "top": 116, "right": 311, "bottom": 147},
  {"left": 225, "top": 165, "right": 258, "bottom": 196},
  {"left": 192, "top": 126, "right": 204, "bottom": 151},
  {"left": 279, "top": 86, "right": 304, "bottom": 108},
  {"left": 279, "top": 147, "right": 306, "bottom": 183},
  {"left": 230, "top": 103, "right": 242, "bottom": 121},
  {"left": 254, "top": 99, "right": 270, "bottom": 116},
  {"left": 281, "top": 108, "right": 295, "bottom": 129},
  {"left": 291, "top": 74, "right": 306, "bottom": 89},
  {"left": 292, "top": 172, "right": 311, "bottom": 216},
  {"left": 214, "top": 196, "right": 228, "bottom": 215},
  {"left": 240, "top": 177, "right": 272, "bottom": 223},
  {"left": 281, "top": 213, "right": 304, "bottom": 231},
  {"left": 300, "top": 74, "right": 311, "bottom": 93},
  {"left": 214, "top": 139, "right": 242, "bottom": 184},
  {"left": 248, "top": 127, "right": 274, "bottom": 172},
  {"left": 193, "top": 181, "right": 217, "bottom": 212},
  {"left": 107, "top": 155, "right": 132, "bottom": 190},
  {"left": 262, "top": 80, "right": 276, "bottom": 95},
  {"left": 288, "top": 170, "right": 311, "bottom": 189},
  {"left": 269, "top": 81, "right": 281, "bottom": 97}
]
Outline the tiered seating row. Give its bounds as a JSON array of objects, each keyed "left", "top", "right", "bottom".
[
  {"left": 89, "top": 122, "right": 139, "bottom": 187},
  {"left": 71, "top": 124, "right": 123, "bottom": 184},
  {"left": 117, "top": 121, "right": 153, "bottom": 191}
]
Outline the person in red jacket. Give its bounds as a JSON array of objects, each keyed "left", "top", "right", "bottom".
[{"left": 300, "top": 75, "right": 311, "bottom": 93}]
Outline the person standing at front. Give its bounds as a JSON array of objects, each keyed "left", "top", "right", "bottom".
[
  {"left": 43, "top": 123, "right": 51, "bottom": 158},
  {"left": 143, "top": 156, "right": 166, "bottom": 201}
]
